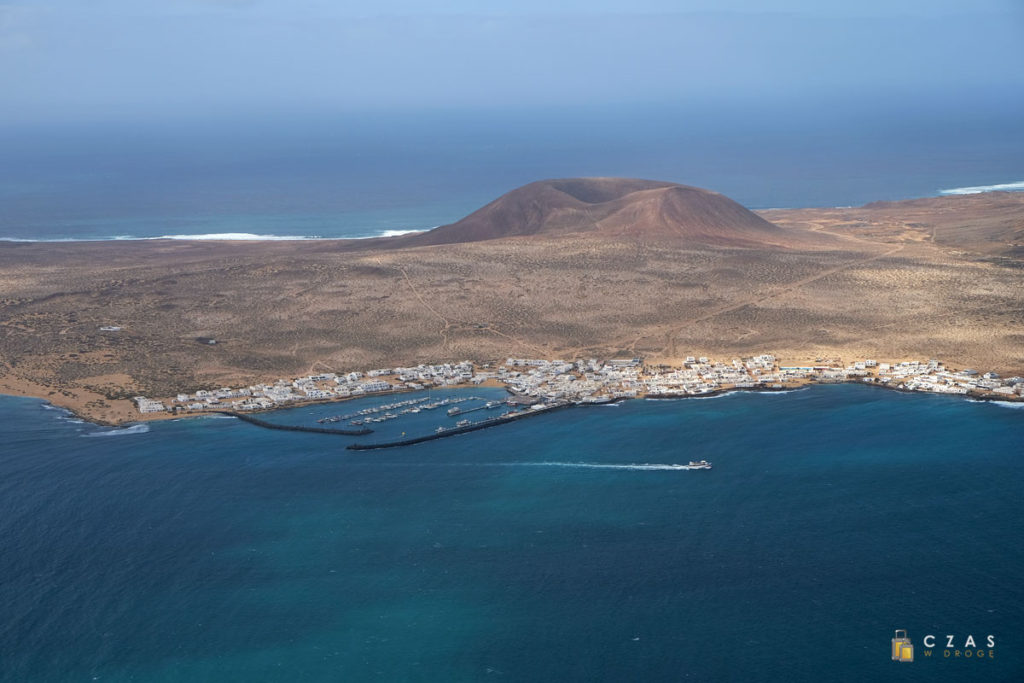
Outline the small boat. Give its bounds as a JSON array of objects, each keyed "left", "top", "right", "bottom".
[
  {"left": 456, "top": 419, "right": 471, "bottom": 427},
  {"left": 688, "top": 460, "right": 712, "bottom": 470},
  {"left": 447, "top": 407, "right": 461, "bottom": 416}
]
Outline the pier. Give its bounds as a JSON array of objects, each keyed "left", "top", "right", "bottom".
[
  {"left": 347, "top": 402, "right": 570, "bottom": 450},
  {"left": 446, "top": 400, "right": 505, "bottom": 417},
  {"left": 214, "top": 411, "right": 373, "bottom": 436}
]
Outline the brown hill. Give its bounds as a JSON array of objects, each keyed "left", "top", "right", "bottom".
[{"left": 392, "top": 178, "right": 801, "bottom": 248}]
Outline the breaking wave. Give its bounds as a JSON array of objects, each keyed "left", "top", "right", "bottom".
[
  {"left": 939, "top": 180, "right": 1024, "bottom": 195},
  {"left": 0, "top": 227, "right": 433, "bottom": 242},
  {"left": 153, "top": 233, "right": 320, "bottom": 241},
  {"left": 82, "top": 424, "right": 151, "bottom": 437},
  {"left": 376, "top": 229, "right": 429, "bottom": 238}
]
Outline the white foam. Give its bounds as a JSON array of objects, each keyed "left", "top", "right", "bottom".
[
  {"left": 939, "top": 180, "right": 1024, "bottom": 195},
  {"left": 0, "top": 227, "right": 436, "bottom": 243},
  {"left": 376, "top": 229, "right": 430, "bottom": 238},
  {"left": 990, "top": 400, "right": 1024, "bottom": 410},
  {"left": 689, "top": 391, "right": 738, "bottom": 400},
  {"left": 154, "top": 233, "right": 321, "bottom": 241},
  {"left": 0, "top": 233, "right": 320, "bottom": 243},
  {"left": 82, "top": 424, "right": 151, "bottom": 437},
  {"left": 512, "top": 461, "right": 698, "bottom": 471}
]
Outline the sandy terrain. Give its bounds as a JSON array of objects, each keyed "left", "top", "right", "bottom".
[{"left": 1, "top": 190, "right": 1022, "bottom": 424}]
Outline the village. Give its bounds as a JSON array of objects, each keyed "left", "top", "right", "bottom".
[{"left": 133, "top": 354, "right": 1024, "bottom": 416}]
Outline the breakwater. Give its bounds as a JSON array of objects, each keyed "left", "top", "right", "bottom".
[
  {"left": 347, "top": 403, "right": 571, "bottom": 450},
  {"left": 214, "top": 411, "right": 373, "bottom": 436}
]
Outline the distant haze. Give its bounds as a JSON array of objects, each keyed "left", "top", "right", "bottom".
[
  {"left": 0, "top": 0, "right": 1022, "bottom": 123},
  {"left": 0, "top": 1, "right": 1022, "bottom": 239}
]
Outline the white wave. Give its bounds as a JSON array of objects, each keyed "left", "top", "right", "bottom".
[
  {"left": 154, "top": 233, "right": 321, "bottom": 241},
  {"left": 511, "top": 461, "right": 699, "bottom": 471},
  {"left": 376, "top": 229, "right": 430, "bottom": 238},
  {"left": 689, "top": 391, "right": 738, "bottom": 400},
  {"left": 0, "top": 233, "right": 321, "bottom": 242},
  {"left": 990, "top": 401, "right": 1024, "bottom": 410},
  {"left": 939, "top": 180, "right": 1024, "bottom": 195},
  {"left": 82, "top": 424, "right": 151, "bottom": 437},
  {"left": 0, "top": 227, "right": 437, "bottom": 242}
]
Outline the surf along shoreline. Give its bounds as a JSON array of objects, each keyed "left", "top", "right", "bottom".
[{"left": 7, "top": 358, "right": 1021, "bottom": 438}]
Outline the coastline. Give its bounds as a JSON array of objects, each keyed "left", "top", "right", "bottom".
[
  {"left": 6, "top": 360, "right": 1020, "bottom": 430},
  {"left": 1, "top": 184, "right": 1021, "bottom": 243},
  {"left": 3, "top": 191, "right": 1022, "bottom": 428}
]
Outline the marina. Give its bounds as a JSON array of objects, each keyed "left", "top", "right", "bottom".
[
  {"left": 318, "top": 395, "right": 487, "bottom": 425},
  {"left": 347, "top": 402, "right": 570, "bottom": 450},
  {"left": 447, "top": 400, "right": 506, "bottom": 416},
  {"left": 136, "top": 355, "right": 1023, "bottom": 422}
]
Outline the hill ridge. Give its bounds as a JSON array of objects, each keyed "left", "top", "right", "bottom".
[{"left": 393, "top": 177, "right": 794, "bottom": 248}]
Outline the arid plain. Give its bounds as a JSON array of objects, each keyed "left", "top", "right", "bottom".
[{"left": 1, "top": 178, "right": 1022, "bottom": 424}]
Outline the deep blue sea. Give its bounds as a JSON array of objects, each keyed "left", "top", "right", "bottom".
[
  {"left": 2, "top": 384, "right": 1022, "bottom": 682},
  {"left": 1, "top": 98, "right": 1022, "bottom": 241}
]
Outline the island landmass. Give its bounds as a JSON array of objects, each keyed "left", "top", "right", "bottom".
[{"left": 1, "top": 178, "right": 1022, "bottom": 425}]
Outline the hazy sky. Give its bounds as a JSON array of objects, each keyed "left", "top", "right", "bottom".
[{"left": 1, "top": 0, "right": 1022, "bottom": 124}]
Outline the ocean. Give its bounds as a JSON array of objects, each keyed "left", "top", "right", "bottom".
[
  {"left": 2, "top": 384, "right": 1022, "bottom": 681},
  {"left": 1, "top": 98, "right": 1023, "bottom": 241}
]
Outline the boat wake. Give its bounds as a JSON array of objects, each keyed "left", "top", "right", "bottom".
[
  {"left": 939, "top": 180, "right": 1024, "bottom": 195},
  {"left": 509, "top": 461, "right": 699, "bottom": 471},
  {"left": 82, "top": 424, "right": 151, "bottom": 437}
]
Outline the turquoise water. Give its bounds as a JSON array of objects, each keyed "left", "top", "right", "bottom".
[{"left": 2, "top": 384, "right": 1022, "bottom": 681}]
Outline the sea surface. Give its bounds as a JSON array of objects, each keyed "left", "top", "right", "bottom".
[
  {"left": 1, "top": 99, "right": 1022, "bottom": 241},
  {"left": 2, "top": 384, "right": 1022, "bottom": 681}
]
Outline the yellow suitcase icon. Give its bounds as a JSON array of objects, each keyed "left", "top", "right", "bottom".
[{"left": 891, "top": 630, "right": 913, "bottom": 662}]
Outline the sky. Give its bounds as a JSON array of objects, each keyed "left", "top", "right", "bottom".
[{"left": 1, "top": 0, "right": 1022, "bottom": 125}]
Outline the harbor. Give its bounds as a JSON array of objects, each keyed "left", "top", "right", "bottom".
[
  {"left": 135, "top": 354, "right": 1024, "bottom": 422},
  {"left": 213, "top": 410, "right": 373, "bottom": 436},
  {"left": 346, "top": 402, "right": 570, "bottom": 450}
]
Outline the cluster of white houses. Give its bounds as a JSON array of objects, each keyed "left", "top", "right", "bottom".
[
  {"left": 134, "top": 362, "right": 477, "bottom": 413},
  {"left": 134, "top": 355, "right": 1024, "bottom": 415}
]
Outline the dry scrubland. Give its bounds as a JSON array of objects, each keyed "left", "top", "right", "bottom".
[{"left": 1, "top": 189, "right": 1022, "bottom": 424}]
